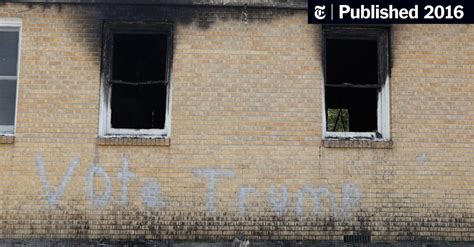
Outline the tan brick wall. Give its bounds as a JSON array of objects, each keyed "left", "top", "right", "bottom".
[{"left": 0, "top": 2, "right": 473, "bottom": 241}]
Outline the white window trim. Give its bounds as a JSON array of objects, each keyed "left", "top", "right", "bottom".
[
  {"left": 98, "top": 22, "right": 173, "bottom": 138},
  {"left": 0, "top": 18, "right": 21, "bottom": 136},
  {"left": 322, "top": 27, "right": 390, "bottom": 141}
]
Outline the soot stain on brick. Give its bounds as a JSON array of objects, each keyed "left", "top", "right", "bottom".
[
  {"left": 361, "top": 210, "right": 471, "bottom": 242},
  {"left": 11, "top": 206, "right": 472, "bottom": 240},
  {"left": 15, "top": 3, "right": 298, "bottom": 59},
  {"left": 28, "top": 3, "right": 297, "bottom": 27},
  {"left": 121, "top": 210, "right": 350, "bottom": 240},
  {"left": 69, "top": 207, "right": 91, "bottom": 238}
]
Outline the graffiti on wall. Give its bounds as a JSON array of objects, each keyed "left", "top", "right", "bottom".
[
  {"left": 36, "top": 153, "right": 362, "bottom": 219},
  {"left": 36, "top": 153, "right": 166, "bottom": 209}
]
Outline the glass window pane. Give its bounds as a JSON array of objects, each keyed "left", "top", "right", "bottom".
[
  {"left": 0, "top": 80, "right": 17, "bottom": 126},
  {"left": 0, "top": 31, "right": 19, "bottom": 76}
]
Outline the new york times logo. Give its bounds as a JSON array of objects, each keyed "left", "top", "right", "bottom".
[
  {"left": 314, "top": 5, "right": 327, "bottom": 20},
  {"left": 308, "top": 0, "right": 472, "bottom": 24}
]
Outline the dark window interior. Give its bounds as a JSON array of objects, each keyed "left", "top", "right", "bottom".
[
  {"left": 325, "top": 38, "right": 379, "bottom": 132},
  {"left": 110, "top": 33, "right": 168, "bottom": 130},
  {"left": 112, "top": 34, "right": 168, "bottom": 82},
  {"left": 325, "top": 87, "right": 378, "bottom": 132},
  {"left": 326, "top": 39, "right": 378, "bottom": 85},
  {"left": 0, "top": 31, "right": 19, "bottom": 76},
  {"left": 0, "top": 80, "right": 17, "bottom": 126},
  {"left": 111, "top": 83, "right": 167, "bottom": 129}
]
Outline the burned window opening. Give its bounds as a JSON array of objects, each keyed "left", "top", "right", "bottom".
[
  {"left": 111, "top": 83, "right": 167, "bottom": 129},
  {"left": 112, "top": 33, "right": 168, "bottom": 83},
  {"left": 326, "top": 39, "right": 379, "bottom": 86},
  {"left": 101, "top": 23, "right": 172, "bottom": 136},
  {"left": 323, "top": 27, "right": 389, "bottom": 138},
  {"left": 325, "top": 87, "right": 378, "bottom": 132}
]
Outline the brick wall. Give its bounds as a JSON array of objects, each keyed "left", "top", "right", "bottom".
[{"left": 0, "top": 2, "right": 473, "bottom": 241}]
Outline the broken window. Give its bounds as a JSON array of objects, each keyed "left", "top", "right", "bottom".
[
  {"left": 323, "top": 27, "right": 390, "bottom": 139},
  {"left": 0, "top": 21, "right": 21, "bottom": 135},
  {"left": 100, "top": 23, "right": 173, "bottom": 137}
]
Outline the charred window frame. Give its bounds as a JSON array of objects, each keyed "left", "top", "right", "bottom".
[
  {"left": 99, "top": 22, "right": 173, "bottom": 138},
  {"left": 322, "top": 26, "right": 390, "bottom": 140},
  {"left": 0, "top": 18, "right": 21, "bottom": 136}
]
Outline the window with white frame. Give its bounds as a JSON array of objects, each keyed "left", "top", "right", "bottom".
[
  {"left": 322, "top": 26, "right": 390, "bottom": 140},
  {"left": 0, "top": 19, "right": 21, "bottom": 135},
  {"left": 99, "top": 22, "right": 172, "bottom": 138}
]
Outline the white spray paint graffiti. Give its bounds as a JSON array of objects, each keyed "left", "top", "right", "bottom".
[
  {"left": 141, "top": 180, "right": 166, "bottom": 208},
  {"left": 86, "top": 165, "right": 113, "bottom": 208},
  {"left": 238, "top": 186, "right": 258, "bottom": 216},
  {"left": 35, "top": 154, "right": 363, "bottom": 218},
  {"left": 296, "top": 186, "right": 338, "bottom": 218},
  {"left": 118, "top": 154, "right": 136, "bottom": 207},
  {"left": 342, "top": 181, "right": 362, "bottom": 220},
  {"left": 268, "top": 185, "right": 288, "bottom": 216},
  {"left": 36, "top": 154, "right": 79, "bottom": 206},
  {"left": 192, "top": 168, "right": 235, "bottom": 212},
  {"left": 118, "top": 154, "right": 165, "bottom": 208},
  {"left": 416, "top": 153, "right": 428, "bottom": 164}
]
